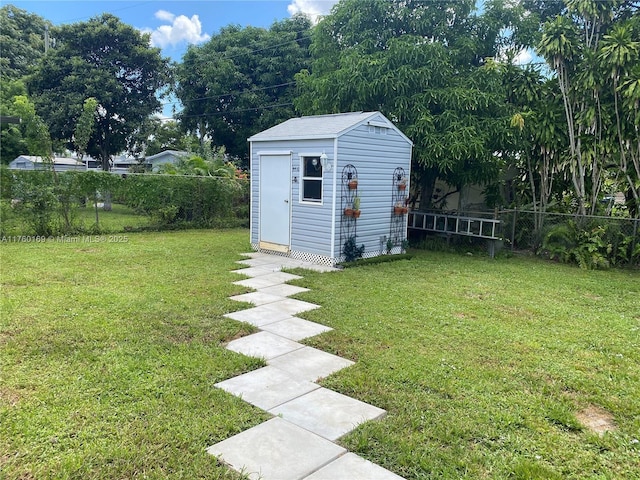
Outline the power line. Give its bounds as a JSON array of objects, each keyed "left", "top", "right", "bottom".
[
  {"left": 160, "top": 81, "right": 296, "bottom": 107},
  {"left": 160, "top": 101, "right": 295, "bottom": 121}
]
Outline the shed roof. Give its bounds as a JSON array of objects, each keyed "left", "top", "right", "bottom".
[{"left": 248, "top": 111, "right": 412, "bottom": 145}]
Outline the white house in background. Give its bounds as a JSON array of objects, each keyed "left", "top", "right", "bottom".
[
  {"left": 145, "top": 150, "right": 188, "bottom": 172},
  {"left": 9, "top": 155, "right": 85, "bottom": 172}
]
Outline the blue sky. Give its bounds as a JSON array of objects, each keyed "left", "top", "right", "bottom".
[{"left": 8, "top": 0, "right": 340, "bottom": 61}]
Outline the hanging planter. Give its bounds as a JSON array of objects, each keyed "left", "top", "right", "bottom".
[
  {"left": 344, "top": 207, "right": 354, "bottom": 217},
  {"left": 398, "top": 176, "right": 407, "bottom": 191},
  {"left": 394, "top": 203, "right": 408, "bottom": 215},
  {"left": 348, "top": 179, "right": 358, "bottom": 190},
  {"left": 353, "top": 210, "right": 361, "bottom": 218}
]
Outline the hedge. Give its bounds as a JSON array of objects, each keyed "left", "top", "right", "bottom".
[{"left": 0, "top": 168, "right": 249, "bottom": 236}]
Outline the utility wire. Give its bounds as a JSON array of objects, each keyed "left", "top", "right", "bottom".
[
  {"left": 160, "top": 81, "right": 296, "bottom": 107},
  {"left": 160, "top": 101, "right": 295, "bottom": 121}
]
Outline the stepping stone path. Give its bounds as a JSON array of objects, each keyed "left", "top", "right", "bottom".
[{"left": 208, "top": 252, "right": 405, "bottom": 480}]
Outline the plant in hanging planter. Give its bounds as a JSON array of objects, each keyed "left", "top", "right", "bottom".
[
  {"left": 352, "top": 195, "right": 361, "bottom": 218},
  {"left": 398, "top": 176, "right": 408, "bottom": 190},
  {"left": 343, "top": 235, "right": 365, "bottom": 262}
]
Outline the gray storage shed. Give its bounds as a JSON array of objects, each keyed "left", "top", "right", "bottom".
[{"left": 248, "top": 111, "right": 413, "bottom": 266}]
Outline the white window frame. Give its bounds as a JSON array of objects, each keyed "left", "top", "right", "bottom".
[{"left": 299, "top": 153, "right": 324, "bottom": 205}]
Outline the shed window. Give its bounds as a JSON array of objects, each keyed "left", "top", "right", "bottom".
[{"left": 301, "top": 156, "right": 322, "bottom": 202}]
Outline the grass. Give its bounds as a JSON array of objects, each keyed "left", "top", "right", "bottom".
[
  {"left": 292, "top": 253, "right": 640, "bottom": 479},
  {"left": 1, "top": 230, "right": 265, "bottom": 479},
  {"left": 1, "top": 230, "right": 639, "bottom": 479},
  {"left": 72, "top": 202, "right": 154, "bottom": 232}
]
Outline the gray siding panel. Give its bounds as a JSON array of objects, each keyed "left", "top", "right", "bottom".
[{"left": 334, "top": 124, "right": 412, "bottom": 257}]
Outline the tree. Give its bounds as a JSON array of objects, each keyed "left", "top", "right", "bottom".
[
  {"left": 598, "top": 18, "right": 640, "bottom": 216},
  {"left": 28, "top": 14, "right": 170, "bottom": 171},
  {"left": 505, "top": 65, "right": 570, "bottom": 227},
  {"left": 0, "top": 79, "right": 29, "bottom": 163},
  {"left": 537, "top": 0, "right": 639, "bottom": 216},
  {"left": 295, "top": 0, "right": 522, "bottom": 211},
  {"left": 74, "top": 97, "right": 98, "bottom": 161},
  {"left": 11, "top": 95, "right": 52, "bottom": 160},
  {"left": 127, "top": 119, "right": 199, "bottom": 158},
  {"left": 0, "top": 5, "right": 50, "bottom": 82},
  {"left": 174, "top": 15, "right": 312, "bottom": 162}
]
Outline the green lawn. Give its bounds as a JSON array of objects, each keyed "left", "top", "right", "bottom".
[{"left": 1, "top": 230, "right": 639, "bottom": 479}]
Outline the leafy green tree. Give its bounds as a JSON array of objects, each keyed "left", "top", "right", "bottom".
[
  {"left": 537, "top": 0, "right": 639, "bottom": 216},
  {"left": 128, "top": 119, "right": 199, "bottom": 158},
  {"left": 28, "top": 14, "right": 170, "bottom": 171},
  {"left": 295, "top": 0, "right": 522, "bottom": 210},
  {"left": 0, "top": 5, "right": 50, "bottom": 81},
  {"left": 74, "top": 97, "right": 98, "bottom": 161},
  {"left": 598, "top": 18, "right": 640, "bottom": 216},
  {"left": 175, "top": 15, "right": 312, "bottom": 162},
  {"left": 0, "top": 79, "right": 29, "bottom": 163},
  {"left": 12, "top": 95, "right": 52, "bottom": 160},
  {"left": 505, "top": 65, "right": 570, "bottom": 226}
]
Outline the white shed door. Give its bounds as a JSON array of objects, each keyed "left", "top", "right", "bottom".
[{"left": 259, "top": 154, "right": 291, "bottom": 251}]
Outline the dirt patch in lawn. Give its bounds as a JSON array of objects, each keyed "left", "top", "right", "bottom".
[{"left": 576, "top": 405, "right": 616, "bottom": 435}]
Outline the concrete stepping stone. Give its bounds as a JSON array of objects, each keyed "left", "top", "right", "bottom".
[
  {"left": 233, "top": 277, "right": 287, "bottom": 290},
  {"left": 207, "top": 417, "right": 346, "bottom": 480},
  {"left": 258, "top": 284, "right": 309, "bottom": 297},
  {"left": 269, "top": 387, "right": 386, "bottom": 441},
  {"left": 224, "top": 305, "right": 292, "bottom": 327},
  {"left": 232, "top": 268, "right": 303, "bottom": 282},
  {"left": 231, "top": 266, "right": 281, "bottom": 277},
  {"left": 226, "top": 331, "right": 304, "bottom": 360},
  {"left": 267, "top": 346, "right": 354, "bottom": 382},
  {"left": 229, "top": 291, "right": 285, "bottom": 306},
  {"left": 260, "top": 298, "right": 319, "bottom": 316},
  {"left": 304, "top": 452, "right": 405, "bottom": 480},
  {"left": 215, "top": 365, "right": 320, "bottom": 410},
  {"left": 261, "top": 317, "right": 332, "bottom": 341}
]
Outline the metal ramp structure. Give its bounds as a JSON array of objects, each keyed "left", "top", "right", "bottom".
[{"left": 408, "top": 211, "right": 502, "bottom": 257}]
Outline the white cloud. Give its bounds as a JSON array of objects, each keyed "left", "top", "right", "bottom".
[
  {"left": 155, "top": 10, "right": 176, "bottom": 22},
  {"left": 144, "top": 11, "right": 210, "bottom": 49},
  {"left": 287, "top": 0, "right": 339, "bottom": 23}
]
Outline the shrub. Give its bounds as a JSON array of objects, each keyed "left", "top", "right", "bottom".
[
  {"left": 541, "top": 220, "right": 639, "bottom": 269},
  {"left": 343, "top": 235, "right": 365, "bottom": 262}
]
